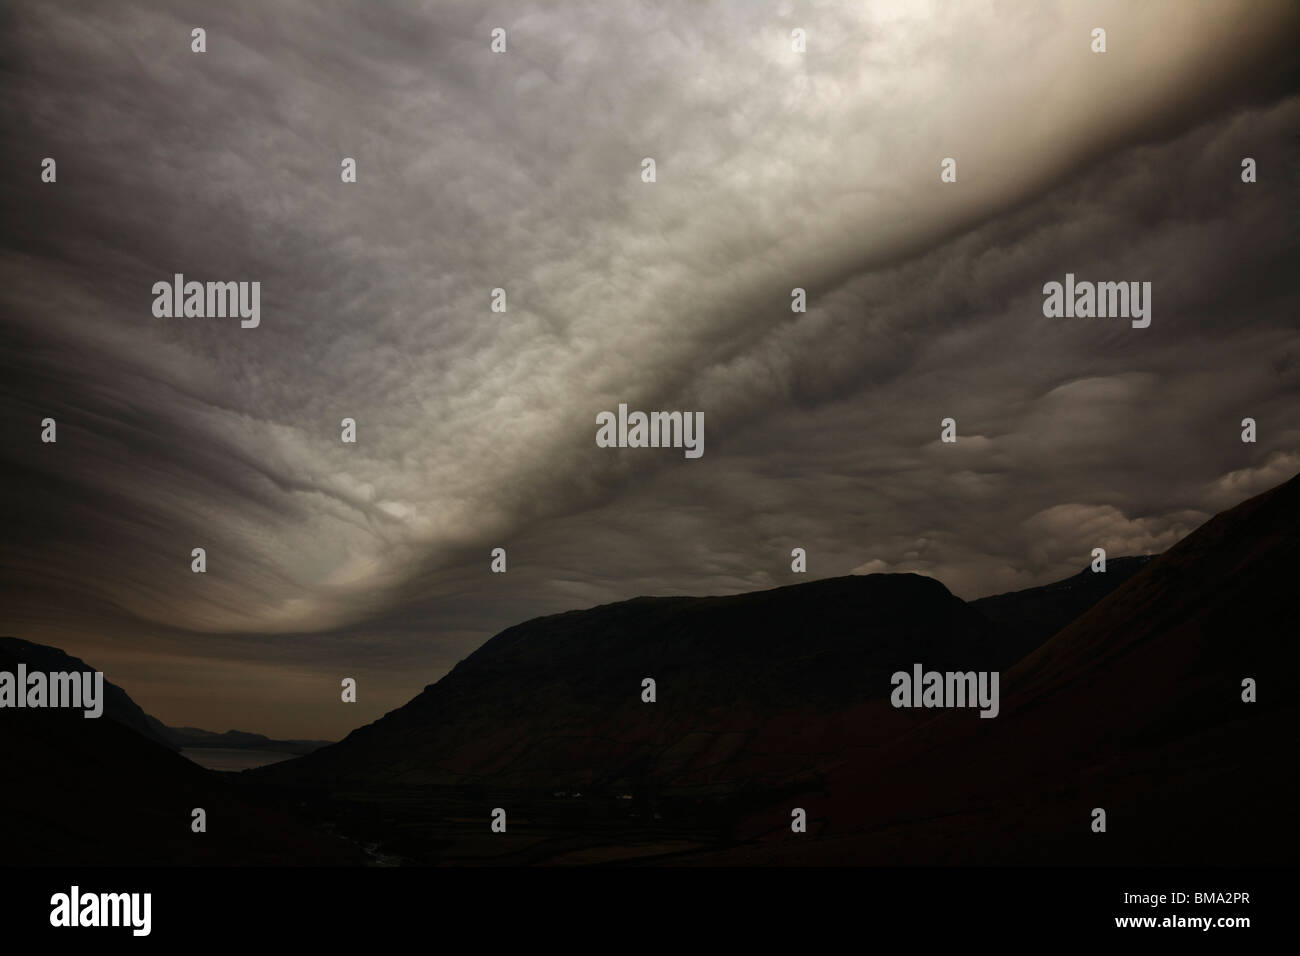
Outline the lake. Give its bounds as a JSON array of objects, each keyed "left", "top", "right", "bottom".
[{"left": 181, "top": 748, "right": 299, "bottom": 772}]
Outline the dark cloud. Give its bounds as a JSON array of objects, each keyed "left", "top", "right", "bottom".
[{"left": 2, "top": 0, "right": 1297, "bottom": 737}]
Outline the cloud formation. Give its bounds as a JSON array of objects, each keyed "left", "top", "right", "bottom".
[{"left": 1, "top": 0, "right": 1297, "bottom": 736}]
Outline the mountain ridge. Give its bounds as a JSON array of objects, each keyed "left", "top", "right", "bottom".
[
  {"left": 0, "top": 637, "right": 333, "bottom": 756},
  {"left": 0, "top": 639, "right": 362, "bottom": 864},
  {"left": 694, "top": 471, "right": 1300, "bottom": 864}
]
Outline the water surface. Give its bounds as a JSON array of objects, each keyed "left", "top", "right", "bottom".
[{"left": 181, "top": 747, "right": 298, "bottom": 772}]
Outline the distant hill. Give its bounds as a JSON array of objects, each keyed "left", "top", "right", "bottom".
[
  {"left": 0, "top": 636, "right": 332, "bottom": 756},
  {"left": 0, "top": 636, "right": 178, "bottom": 751},
  {"left": 971, "top": 554, "right": 1156, "bottom": 657},
  {"left": 165, "top": 726, "right": 333, "bottom": 756},
  {"left": 0, "top": 640, "right": 362, "bottom": 864}
]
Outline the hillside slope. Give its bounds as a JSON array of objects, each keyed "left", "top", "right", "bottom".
[
  {"left": 700, "top": 473, "right": 1300, "bottom": 864},
  {"left": 260, "top": 573, "right": 1013, "bottom": 794}
]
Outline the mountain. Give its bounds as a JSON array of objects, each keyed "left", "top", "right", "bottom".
[
  {"left": 165, "top": 726, "right": 333, "bottom": 756},
  {"left": 258, "top": 573, "right": 1015, "bottom": 796},
  {"left": 970, "top": 554, "right": 1155, "bottom": 658},
  {"left": 257, "top": 474, "right": 1298, "bottom": 865},
  {"left": 0, "top": 637, "right": 331, "bottom": 756},
  {"left": 11, "top": 469, "right": 1292, "bottom": 866},
  {"left": 697, "top": 472, "right": 1300, "bottom": 864},
  {"left": 0, "top": 636, "right": 178, "bottom": 751},
  {"left": 0, "top": 639, "right": 362, "bottom": 864}
]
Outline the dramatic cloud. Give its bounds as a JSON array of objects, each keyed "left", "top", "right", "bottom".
[{"left": 1, "top": 0, "right": 1297, "bottom": 736}]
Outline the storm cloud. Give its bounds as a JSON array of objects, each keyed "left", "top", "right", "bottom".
[{"left": 2, "top": 0, "right": 1297, "bottom": 737}]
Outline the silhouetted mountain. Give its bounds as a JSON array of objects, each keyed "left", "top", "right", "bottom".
[
  {"left": 0, "top": 637, "right": 332, "bottom": 757},
  {"left": 14, "top": 470, "right": 1291, "bottom": 866},
  {"left": 0, "top": 636, "right": 178, "bottom": 751},
  {"left": 699, "top": 472, "right": 1300, "bottom": 864},
  {"left": 257, "top": 474, "right": 1298, "bottom": 865},
  {"left": 165, "top": 726, "right": 333, "bottom": 755},
  {"left": 971, "top": 554, "right": 1156, "bottom": 657},
  {"left": 0, "top": 640, "right": 362, "bottom": 864},
  {"left": 260, "top": 574, "right": 1017, "bottom": 797}
]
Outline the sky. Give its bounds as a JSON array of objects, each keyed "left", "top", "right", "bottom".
[{"left": 2, "top": 0, "right": 1298, "bottom": 739}]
